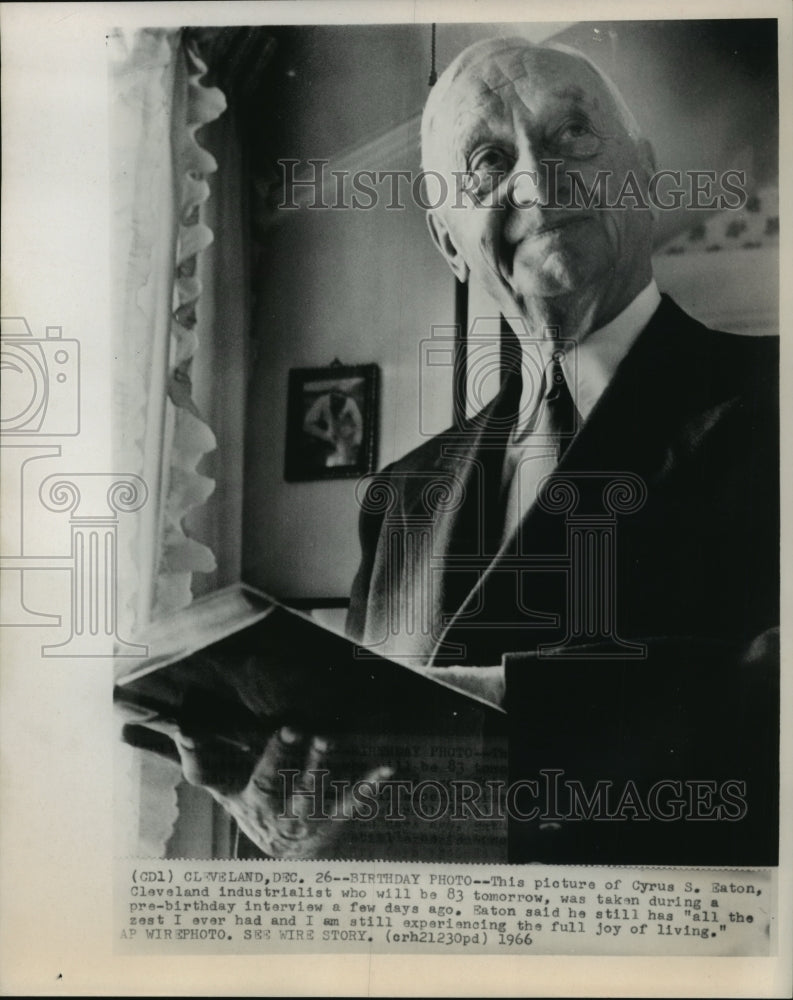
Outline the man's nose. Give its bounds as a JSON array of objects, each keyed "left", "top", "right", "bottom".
[
  {"left": 503, "top": 148, "right": 571, "bottom": 243},
  {"left": 507, "top": 142, "right": 544, "bottom": 201},
  {"left": 502, "top": 148, "right": 544, "bottom": 243},
  {"left": 508, "top": 165, "right": 541, "bottom": 207}
]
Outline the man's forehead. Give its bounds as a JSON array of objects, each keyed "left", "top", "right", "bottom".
[
  {"left": 421, "top": 40, "right": 626, "bottom": 172},
  {"left": 447, "top": 45, "right": 596, "bottom": 120}
]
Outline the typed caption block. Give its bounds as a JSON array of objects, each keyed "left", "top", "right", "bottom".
[{"left": 116, "top": 861, "right": 774, "bottom": 956}]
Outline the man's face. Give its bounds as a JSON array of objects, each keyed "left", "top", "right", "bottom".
[{"left": 426, "top": 44, "right": 655, "bottom": 330}]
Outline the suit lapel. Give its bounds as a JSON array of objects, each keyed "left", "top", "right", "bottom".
[
  {"left": 430, "top": 296, "right": 703, "bottom": 663},
  {"left": 391, "top": 372, "right": 519, "bottom": 661}
]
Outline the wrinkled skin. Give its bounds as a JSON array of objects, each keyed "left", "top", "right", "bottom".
[
  {"left": 424, "top": 41, "right": 656, "bottom": 343},
  {"left": 174, "top": 725, "right": 393, "bottom": 858},
  {"left": 169, "top": 664, "right": 505, "bottom": 857}
]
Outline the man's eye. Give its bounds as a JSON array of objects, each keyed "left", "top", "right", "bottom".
[
  {"left": 465, "top": 147, "right": 512, "bottom": 196},
  {"left": 560, "top": 122, "right": 590, "bottom": 138},
  {"left": 468, "top": 147, "right": 512, "bottom": 176},
  {"left": 471, "top": 147, "right": 507, "bottom": 167},
  {"left": 555, "top": 121, "right": 601, "bottom": 155}
]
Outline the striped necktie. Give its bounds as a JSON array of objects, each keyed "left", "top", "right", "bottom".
[
  {"left": 544, "top": 352, "right": 579, "bottom": 460},
  {"left": 500, "top": 354, "right": 580, "bottom": 546}
]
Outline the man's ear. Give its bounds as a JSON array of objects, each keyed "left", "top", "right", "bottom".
[
  {"left": 426, "top": 210, "right": 469, "bottom": 283},
  {"left": 636, "top": 137, "right": 659, "bottom": 225}
]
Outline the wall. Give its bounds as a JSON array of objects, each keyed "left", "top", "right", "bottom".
[
  {"left": 554, "top": 19, "right": 778, "bottom": 246},
  {"left": 243, "top": 137, "right": 455, "bottom": 599}
]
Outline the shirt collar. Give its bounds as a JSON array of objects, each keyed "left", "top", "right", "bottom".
[
  {"left": 567, "top": 279, "right": 661, "bottom": 421},
  {"left": 512, "top": 279, "right": 661, "bottom": 433}
]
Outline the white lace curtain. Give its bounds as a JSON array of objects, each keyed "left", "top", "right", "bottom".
[
  {"left": 110, "top": 27, "right": 227, "bottom": 640},
  {"left": 110, "top": 28, "right": 229, "bottom": 856}
]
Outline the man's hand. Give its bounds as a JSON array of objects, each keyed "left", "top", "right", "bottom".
[{"left": 174, "top": 725, "right": 394, "bottom": 858}]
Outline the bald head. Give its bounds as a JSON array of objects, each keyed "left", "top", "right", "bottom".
[{"left": 421, "top": 37, "right": 643, "bottom": 176}]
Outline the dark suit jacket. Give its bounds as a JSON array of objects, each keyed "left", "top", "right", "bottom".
[{"left": 347, "top": 295, "right": 779, "bottom": 864}]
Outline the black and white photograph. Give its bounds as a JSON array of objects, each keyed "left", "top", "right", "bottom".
[
  {"left": 284, "top": 363, "right": 379, "bottom": 480},
  {"left": 1, "top": 1, "right": 791, "bottom": 995},
  {"left": 111, "top": 11, "right": 781, "bottom": 863}
]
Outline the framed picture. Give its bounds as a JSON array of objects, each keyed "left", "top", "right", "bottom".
[{"left": 284, "top": 363, "right": 379, "bottom": 481}]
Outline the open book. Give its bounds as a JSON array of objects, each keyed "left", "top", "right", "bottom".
[
  {"left": 115, "top": 584, "right": 779, "bottom": 866},
  {"left": 114, "top": 584, "right": 508, "bottom": 861}
]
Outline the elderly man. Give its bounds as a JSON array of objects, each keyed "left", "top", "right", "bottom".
[
  {"left": 173, "top": 37, "right": 778, "bottom": 864},
  {"left": 348, "top": 37, "right": 778, "bottom": 669}
]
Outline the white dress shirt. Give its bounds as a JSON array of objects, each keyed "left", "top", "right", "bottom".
[{"left": 561, "top": 278, "right": 662, "bottom": 424}]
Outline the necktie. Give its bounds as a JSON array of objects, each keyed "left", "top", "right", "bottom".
[
  {"left": 499, "top": 353, "right": 580, "bottom": 547},
  {"left": 544, "top": 352, "right": 579, "bottom": 460}
]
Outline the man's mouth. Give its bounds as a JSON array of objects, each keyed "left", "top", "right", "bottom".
[
  {"left": 501, "top": 215, "right": 591, "bottom": 278},
  {"left": 532, "top": 214, "right": 591, "bottom": 237},
  {"left": 496, "top": 213, "right": 594, "bottom": 286}
]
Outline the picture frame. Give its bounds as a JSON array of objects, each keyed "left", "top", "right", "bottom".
[{"left": 284, "top": 362, "right": 379, "bottom": 481}]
